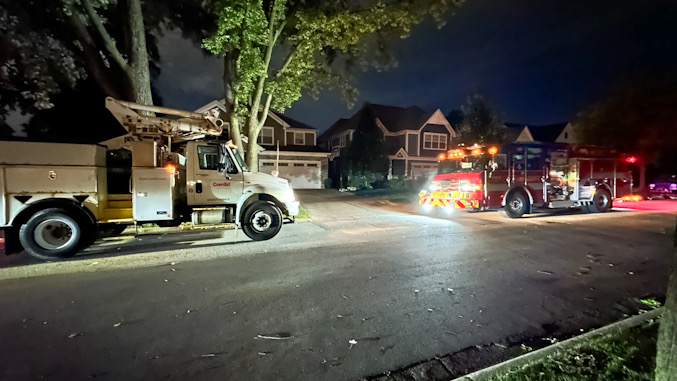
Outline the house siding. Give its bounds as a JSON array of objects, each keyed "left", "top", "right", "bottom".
[{"left": 407, "top": 133, "right": 419, "bottom": 156}]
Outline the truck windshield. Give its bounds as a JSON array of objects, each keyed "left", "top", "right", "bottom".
[
  {"left": 231, "top": 147, "right": 249, "bottom": 172},
  {"left": 438, "top": 155, "right": 491, "bottom": 174}
]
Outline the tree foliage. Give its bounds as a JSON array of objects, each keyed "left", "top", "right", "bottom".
[
  {"left": 204, "top": 0, "right": 465, "bottom": 170},
  {"left": 575, "top": 75, "right": 677, "bottom": 174},
  {"left": 457, "top": 93, "right": 505, "bottom": 145},
  {"left": 1, "top": 0, "right": 215, "bottom": 140}
]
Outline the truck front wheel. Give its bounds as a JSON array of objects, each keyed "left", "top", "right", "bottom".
[
  {"left": 19, "top": 208, "right": 87, "bottom": 260},
  {"left": 241, "top": 201, "right": 282, "bottom": 241}
]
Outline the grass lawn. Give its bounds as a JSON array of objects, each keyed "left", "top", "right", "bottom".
[
  {"left": 489, "top": 320, "right": 658, "bottom": 381},
  {"left": 296, "top": 204, "right": 311, "bottom": 219}
]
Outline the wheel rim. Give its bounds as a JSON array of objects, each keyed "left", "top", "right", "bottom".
[
  {"left": 33, "top": 218, "right": 76, "bottom": 251},
  {"left": 596, "top": 193, "right": 609, "bottom": 209},
  {"left": 509, "top": 198, "right": 523, "bottom": 212},
  {"left": 250, "top": 210, "right": 273, "bottom": 232}
]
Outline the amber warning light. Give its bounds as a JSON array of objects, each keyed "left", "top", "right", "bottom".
[{"left": 164, "top": 163, "right": 177, "bottom": 172}]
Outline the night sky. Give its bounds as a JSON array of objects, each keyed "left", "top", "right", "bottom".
[{"left": 155, "top": 0, "right": 677, "bottom": 133}]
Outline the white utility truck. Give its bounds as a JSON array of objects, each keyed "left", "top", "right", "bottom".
[{"left": 0, "top": 97, "right": 299, "bottom": 260}]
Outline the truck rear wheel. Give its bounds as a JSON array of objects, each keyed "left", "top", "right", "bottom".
[
  {"left": 241, "top": 201, "right": 282, "bottom": 241},
  {"left": 503, "top": 192, "right": 528, "bottom": 218},
  {"left": 19, "top": 208, "right": 87, "bottom": 260},
  {"left": 586, "top": 189, "right": 612, "bottom": 213}
]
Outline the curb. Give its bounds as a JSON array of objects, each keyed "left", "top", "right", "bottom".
[{"left": 451, "top": 307, "right": 663, "bottom": 381}]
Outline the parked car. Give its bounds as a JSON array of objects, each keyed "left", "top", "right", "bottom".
[{"left": 647, "top": 174, "right": 677, "bottom": 200}]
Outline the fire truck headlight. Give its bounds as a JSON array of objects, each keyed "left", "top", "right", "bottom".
[{"left": 460, "top": 182, "right": 473, "bottom": 192}]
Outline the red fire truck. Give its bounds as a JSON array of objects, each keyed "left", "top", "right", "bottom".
[{"left": 418, "top": 142, "right": 634, "bottom": 218}]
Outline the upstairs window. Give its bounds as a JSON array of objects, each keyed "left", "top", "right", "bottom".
[
  {"left": 294, "top": 132, "right": 305, "bottom": 145},
  {"left": 423, "top": 132, "right": 447, "bottom": 150},
  {"left": 339, "top": 135, "right": 346, "bottom": 147},
  {"left": 258, "top": 127, "right": 274, "bottom": 145}
]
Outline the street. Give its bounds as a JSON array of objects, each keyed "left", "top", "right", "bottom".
[{"left": 0, "top": 191, "right": 675, "bottom": 380}]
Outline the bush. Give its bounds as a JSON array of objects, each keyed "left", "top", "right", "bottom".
[
  {"left": 323, "top": 177, "right": 334, "bottom": 189},
  {"left": 347, "top": 170, "right": 385, "bottom": 190}
]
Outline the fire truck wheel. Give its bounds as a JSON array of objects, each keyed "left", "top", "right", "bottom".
[
  {"left": 587, "top": 189, "right": 612, "bottom": 213},
  {"left": 504, "top": 192, "right": 528, "bottom": 218},
  {"left": 242, "top": 201, "right": 283, "bottom": 241},
  {"left": 19, "top": 208, "right": 85, "bottom": 260}
]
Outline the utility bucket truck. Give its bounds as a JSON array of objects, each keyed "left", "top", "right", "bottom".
[{"left": 0, "top": 97, "right": 299, "bottom": 260}]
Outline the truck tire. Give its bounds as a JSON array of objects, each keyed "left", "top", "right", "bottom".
[
  {"left": 241, "top": 201, "right": 282, "bottom": 241},
  {"left": 503, "top": 191, "right": 528, "bottom": 218},
  {"left": 19, "top": 208, "right": 87, "bottom": 260},
  {"left": 586, "top": 189, "right": 612, "bottom": 213}
]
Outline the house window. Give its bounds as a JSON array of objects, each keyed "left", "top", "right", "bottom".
[
  {"left": 339, "top": 135, "right": 346, "bottom": 147},
  {"left": 294, "top": 132, "right": 305, "bottom": 145},
  {"left": 564, "top": 132, "right": 569, "bottom": 139},
  {"left": 278, "top": 162, "right": 288, "bottom": 166},
  {"left": 258, "top": 127, "right": 274, "bottom": 145},
  {"left": 307, "top": 163, "right": 318, "bottom": 167},
  {"left": 423, "top": 133, "right": 447, "bottom": 150},
  {"left": 294, "top": 163, "right": 305, "bottom": 167}
]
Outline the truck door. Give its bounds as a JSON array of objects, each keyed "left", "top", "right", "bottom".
[
  {"left": 546, "top": 149, "right": 569, "bottom": 201},
  {"left": 188, "top": 143, "right": 244, "bottom": 205}
]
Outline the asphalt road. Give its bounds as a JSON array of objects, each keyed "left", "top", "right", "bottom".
[{"left": 0, "top": 191, "right": 675, "bottom": 380}]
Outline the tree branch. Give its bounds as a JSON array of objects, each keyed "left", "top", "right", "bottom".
[
  {"left": 68, "top": 13, "right": 123, "bottom": 98},
  {"left": 274, "top": 45, "right": 298, "bottom": 80},
  {"left": 258, "top": 92, "right": 274, "bottom": 130},
  {"left": 81, "top": 0, "right": 129, "bottom": 71}
]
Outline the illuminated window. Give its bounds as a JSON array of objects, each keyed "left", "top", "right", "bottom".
[
  {"left": 423, "top": 133, "right": 447, "bottom": 150},
  {"left": 294, "top": 132, "right": 305, "bottom": 145},
  {"left": 258, "top": 127, "right": 274, "bottom": 145}
]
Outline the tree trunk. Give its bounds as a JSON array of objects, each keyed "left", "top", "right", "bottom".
[
  {"left": 246, "top": 136, "right": 259, "bottom": 173},
  {"left": 655, "top": 215, "right": 677, "bottom": 381},
  {"left": 229, "top": 115, "right": 244, "bottom": 153},
  {"left": 124, "top": 0, "right": 153, "bottom": 105}
]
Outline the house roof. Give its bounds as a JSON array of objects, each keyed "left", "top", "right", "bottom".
[
  {"left": 504, "top": 123, "right": 527, "bottom": 142},
  {"left": 504, "top": 122, "right": 569, "bottom": 143},
  {"left": 367, "top": 103, "right": 435, "bottom": 132},
  {"left": 321, "top": 103, "right": 439, "bottom": 139},
  {"left": 270, "top": 110, "right": 316, "bottom": 130},
  {"left": 526, "top": 122, "right": 568, "bottom": 142}
]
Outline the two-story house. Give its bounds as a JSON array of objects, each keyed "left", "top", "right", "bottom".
[
  {"left": 196, "top": 100, "right": 330, "bottom": 189},
  {"left": 320, "top": 103, "right": 456, "bottom": 185}
]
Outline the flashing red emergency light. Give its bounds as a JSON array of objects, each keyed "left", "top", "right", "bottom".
[{"left": 625, "top": 156, "right": 638, "bottom": 164}]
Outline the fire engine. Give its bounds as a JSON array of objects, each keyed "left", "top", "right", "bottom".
[{"left": 418, "top": 142, "right": 634, "bottom": 218}]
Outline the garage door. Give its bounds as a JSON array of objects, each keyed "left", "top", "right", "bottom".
[
  {"left": 261, "top": 160, "right": 322, "bottom": 189},
  {"left": 410, "top": 163, "right": 438, "bottom": 179}
]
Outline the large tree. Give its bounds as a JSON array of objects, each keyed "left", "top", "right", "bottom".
[
  {"left": 1, "top": 0, "right": 214, "bottom": 140},
  {"left": 456, "top": 93, "right": 505, "bottom": 145},
  {"left": 203, "top": 0, "right": 465, "bottom": 170},
  {"left": 575, "top": 75, "right": 677, "bottom": 175}
]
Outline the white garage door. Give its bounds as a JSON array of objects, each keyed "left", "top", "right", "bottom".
[
  {"left": 261, "top": 160, "right": 322, "bottom": 189},
  {"left": 410, "top": 163, "right": 438, "bottom": 179}
]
